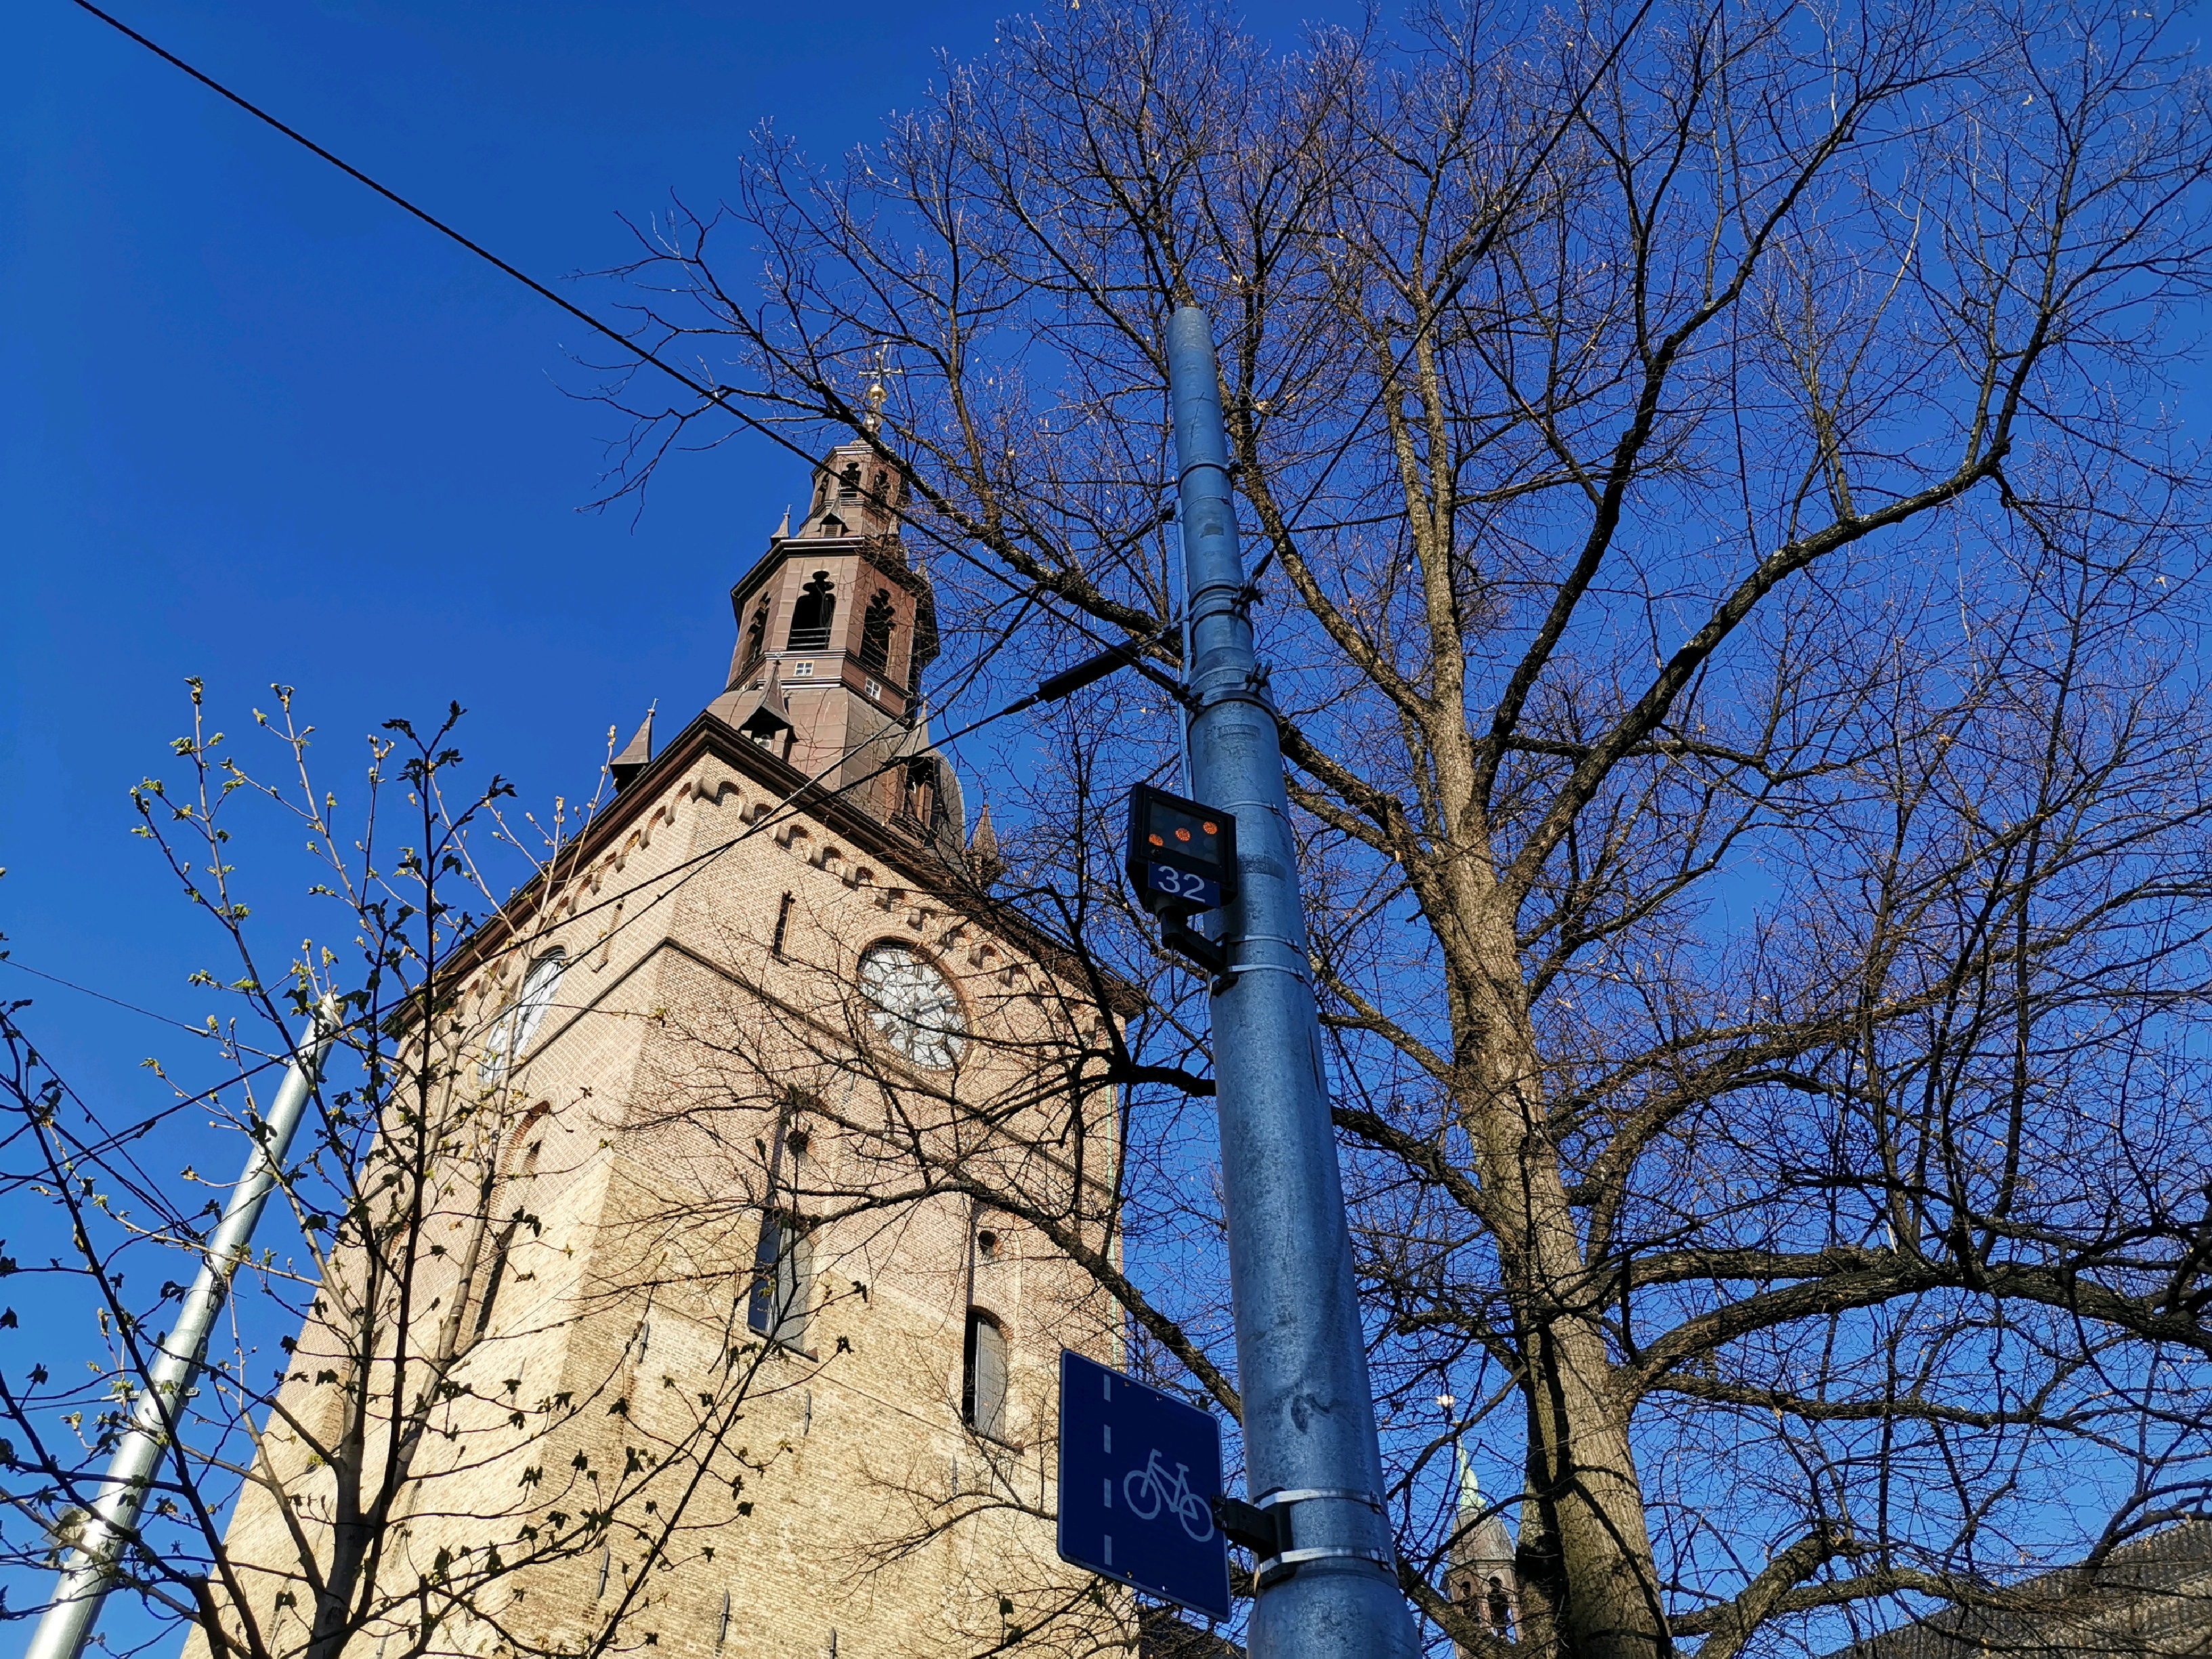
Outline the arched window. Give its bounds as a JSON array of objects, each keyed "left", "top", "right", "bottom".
[
  {"left": 748, "top": 1210, "right": 811, "bottom": 1348},
  {"left": 481, "top": 950, "right": 565, "bottom": 1078},
  {"left": 1486, "top": 1578, "right": 1513, "bottom": 1637},
  {"left": 787, "top": 572, "right": 836, "bottom": 651},
  {"left": 738, "top": 606, "right": 768, "bottom": 679},
  {"left": 859, "top": 591, "right": 895, "bottom": 674},
  {"left": 838, "top": 463, "right": 861, "bottom": 499},
  {"left": 963, "top": 1309, "right": 1008, "bottom": 1440}
]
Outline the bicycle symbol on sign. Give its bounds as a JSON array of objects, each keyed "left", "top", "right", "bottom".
[{"left": 1122, "top": 1447, "right": 1216, "bottom": 1542}]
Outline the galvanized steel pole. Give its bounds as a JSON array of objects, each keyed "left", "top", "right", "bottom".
[
  {"left": 1168, "top": 306, "right": 1419, "bottom": 1659},
  {"left": 28, "top": 1003, "right": 341, "bottom": 1659}
]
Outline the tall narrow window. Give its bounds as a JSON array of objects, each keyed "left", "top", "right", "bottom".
[
  {"left": 748, "top": 1212, "right": 810, "bottom": 1347},
  {"left": 471, "top": 1221, "right": 517, "bottom": 1339},
  {"left": 771, "top": 891, "right": 795, "bottom": 957},
  {"left": 787, "top": 572, "right": 836, "bottom": 651},
  {"left": 1486, "top": 1579, "right": 1513, "bottom": 1636},
  {"left": 900, "top": 759, "right": 939, "bottom": 834},
  {"left": 963, "top": 1309, "right": 1008, "bottom": 1440},
  {"left": 859, "top": 591, "right": 895, "bottom": 675},
  {"left": 838, "top": 463, "right": 861, "bottom": 499},
  {"left": 738, "top": 606, "right": 768, "bottom": 679},
  {"left": 716, "top": 1591, "right": 733, "bottom": 1650},
  {"left": 480, "top": 950, "right": 566, "bottom": 1078}
]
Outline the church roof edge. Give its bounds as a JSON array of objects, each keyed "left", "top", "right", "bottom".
[{"left": 440, "top": 706, "right": 1140, "bottom": 1017}]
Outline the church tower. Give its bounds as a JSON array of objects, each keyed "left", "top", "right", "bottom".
[
  {"left": 203, "top": 446, "right": 1122, "bottom": 1659},
  {"left": 709, "top": 442, "right": 959, "bottom": 854},
  {"left": 1448, "top": 1451, "right": 1518, "bottom": 1650}
]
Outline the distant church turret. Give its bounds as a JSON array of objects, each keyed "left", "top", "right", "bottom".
[{"left": 1449, "top": 1448, "right": 1518, "bottom": 1648}]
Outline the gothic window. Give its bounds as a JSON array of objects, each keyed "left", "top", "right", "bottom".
[
  {"left": 738, "top": 606, "right": 768, "bottom": 679},
  {"left": 963, "top": 1309, "right": 1008, "bottom": 1440},
  {"left": 838, "top": 463, "right": 861, "bottom": 499},
  {"left": 480, "top": 950, "right": 565, "bottom": 1078},
  {"left": 901, "top": 757, "right": 939, "bottom": 833},
  {"left": 1487, "top": 1578, "right": 1514, "bottom": 1637},
  {"left": 787, "top": 572, "right": 836, "bottom": 651},
  {"left": 747, "top": 1211, "right": 811, "bottom": 1348},
  {"left": 859, "top": 591, "right": 895, "bottom": 674}
]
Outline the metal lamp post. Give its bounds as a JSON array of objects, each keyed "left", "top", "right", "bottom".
[
  {"left": 1167, "top": 304, "right": 1420, "bottom": 1659},
  {"left": 28, "top": 1002, "right": 341, "bottom": 1659}
]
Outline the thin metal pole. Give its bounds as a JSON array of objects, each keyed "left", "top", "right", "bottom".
[
  {"left": 28, "top": 1002, "right": 341, "bottom": 1659},
  {"left": 1167, "top": 306, "right": 1419, "bottom": 1659}
]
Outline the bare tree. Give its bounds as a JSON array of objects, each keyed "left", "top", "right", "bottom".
[{"left": 591, "top": 2, "right": 2212, "bottom": 1656}]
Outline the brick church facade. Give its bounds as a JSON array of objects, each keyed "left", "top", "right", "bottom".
[{"left": 201, "top": 442, "right": 1122, "bottom": 1659}]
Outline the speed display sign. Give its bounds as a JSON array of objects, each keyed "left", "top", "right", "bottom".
[{"left": 1124, "top": 784, "right": 1237, "bottom": 919}]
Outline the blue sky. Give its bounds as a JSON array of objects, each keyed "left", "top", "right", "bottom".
[{"left": 5, "top": 0, "right": 1034, "bottom": 1095}]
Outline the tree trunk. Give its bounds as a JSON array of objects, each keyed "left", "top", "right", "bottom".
[{"left": 1461, "top": 912, "right": 1666, "bottom": 1659}]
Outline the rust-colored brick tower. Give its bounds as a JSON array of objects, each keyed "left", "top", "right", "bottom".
[{"left": 206, "top": 442, "right": 1118, "bottom": 1659}]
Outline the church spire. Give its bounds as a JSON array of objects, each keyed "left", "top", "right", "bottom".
[{"left": 611, "top": 709, "right": 655, "bottom": 792}]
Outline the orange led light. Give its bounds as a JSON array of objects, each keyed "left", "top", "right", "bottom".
[
  {"left": 1202, "top": 822, "right": 1218, "bottom": 835},
  {"left": 1175, "top": 828, "right": 1191, "bottom": 841},
  {"left": 1149, "top": 833, "right": 1164, "bottom": 846}
]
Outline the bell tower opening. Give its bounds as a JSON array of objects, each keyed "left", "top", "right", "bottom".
[
  {"left": 859, "top": 591, "right": 895, "bottom": 675},
  {"left": 788, "top": 572, "right": 837, "bottom": 651}
]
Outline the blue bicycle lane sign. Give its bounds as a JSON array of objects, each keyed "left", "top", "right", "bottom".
[{"left": 1057, "top": 1349, "right": 1231, "bottom": 1620}]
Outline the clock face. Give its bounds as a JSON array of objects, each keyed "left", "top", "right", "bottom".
[{"left": 857, "top": 944, "right": 966, "bottom": 1070}]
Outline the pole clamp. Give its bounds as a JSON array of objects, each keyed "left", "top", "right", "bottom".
[
  {"left": 1255, "top": 1546, "right": 1398, "bottom": 1589},
  {"left": 1256, "top": 1486, "right": 1385, "bottom": 1512},
  {"left": 1213, "top": 1488, "right": 1395, "bottom": 1588}
]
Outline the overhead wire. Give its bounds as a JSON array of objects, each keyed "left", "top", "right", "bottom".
[
  {"left": 66, "top": 0, "right": 1664, "bottom": 651},
  {"left": 62, "top": 0, "right": 838, "bottom": 480},
  {"left": 0, "top": 957, "right": 272, "bottom": 1050},
  {"left": 56, "top": 0, "right": 1195, "bottom": 1037},
  {"left": 65, "top": 0, "right": 1201, "bottom": 700}
]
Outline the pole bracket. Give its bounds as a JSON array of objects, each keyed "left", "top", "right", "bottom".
[
  {"left": 1212, "top": 1488, "right": 1394, "bottom": 1588},
  {"left": 1159, "top": 915, "right": 1227, "bottom": 980},
  {"left": 1253, "top": 1546, "right": 1398, "bottom": 1589}
]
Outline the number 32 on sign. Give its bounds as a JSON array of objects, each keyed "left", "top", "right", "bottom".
[
  {"left": 1146, "top": 861, "right": 1220, "bottom": 910},
  {"left": 1057, "top": 1349, "right": 1231, "bottom": 1621}
]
